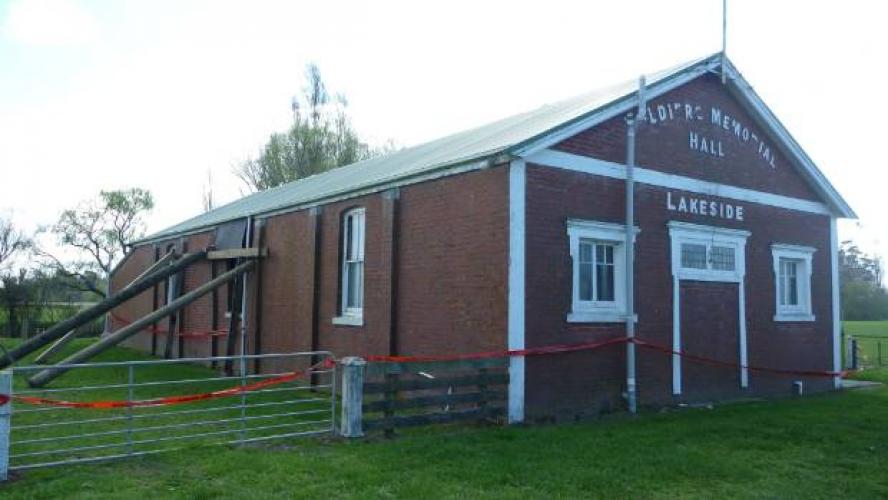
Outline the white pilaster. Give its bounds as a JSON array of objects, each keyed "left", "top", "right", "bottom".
[{"left": 508, "top": 159, "right": 526, "bottom": 423}]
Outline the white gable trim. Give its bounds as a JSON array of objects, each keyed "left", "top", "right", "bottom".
[
  {"left": 721, "top": 61, "right": 855, "bottom": 219},
  {"left": 513, "top": 59, "right": 722, "bottom": 158},
  {"left": 513, "top": 55, "right": 854, "bottom": 219},
  {"left": 527, "top": 149, "right": 832, "bottom": 216}
]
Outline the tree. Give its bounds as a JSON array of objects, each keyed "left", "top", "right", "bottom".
[
  {"left": 839, "top": 240, "right": 888, "bottom": 320},
  {"left": 0, "top": 215, "right": 29, "bottom": 269},
  {"left": 202, "top": 170, "right": 215, "bottom": 213},
  {"left": 0, "top": 216, "right": 33, "bottom": 336},
  {"left": 0, "top": 269, "right": 35, "bottom": 337},
  {"left": 36, "top": 188, "right": 154, "bottom": 298},
  {"left": 235, "top": 63, "right": 374, "bottom": 192}
]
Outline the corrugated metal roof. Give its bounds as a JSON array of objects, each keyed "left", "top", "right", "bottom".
[{"left": 141, "top": 54, "right": 718, "bottom": 243}]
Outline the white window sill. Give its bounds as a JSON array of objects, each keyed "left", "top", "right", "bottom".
[
  {"left": 773, "top": 313, "right": 816, "bottom": 322},
  {"left": 567, "top": 311, "right": 636, "bottom": 324},
  {"left": 332, "top": 315, "right": 363, "bottom": 327}
]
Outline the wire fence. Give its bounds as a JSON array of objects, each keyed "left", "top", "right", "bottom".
[
  {"left": 851, "top": 335, "right": 888, "bottom": 370},
  {"left": 7, "top": 351, "right": 335, "bottom": 471}
]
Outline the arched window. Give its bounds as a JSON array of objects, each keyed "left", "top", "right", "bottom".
[{"left": 339, "top": 208, "right": 365, "bottom": 319}]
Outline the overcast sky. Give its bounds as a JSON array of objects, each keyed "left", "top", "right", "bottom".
[{"left": 1, "top": 0, "right": 885, "bottom": 256}]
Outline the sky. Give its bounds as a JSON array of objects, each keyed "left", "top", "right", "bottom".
[{"left": 0, "top": 0, "right": 886, "bottom": 258}]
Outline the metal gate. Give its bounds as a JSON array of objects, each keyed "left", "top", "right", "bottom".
[{"left": 7, "top": 351, "right": 335, "bottom": 471}]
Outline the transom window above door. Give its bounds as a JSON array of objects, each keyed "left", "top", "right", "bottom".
[
  {"left": 669, "top": 222, "right": 749, "bottom": 282},
  {"left": 567, "top": 220, "right": 638, "bottom": 323},
  {"left": 679, "top": 242, "right": 737, "bottom": 273}
]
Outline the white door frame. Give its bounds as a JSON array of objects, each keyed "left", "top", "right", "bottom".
[{"left": 668, "top": 221, "right": 751, "bottom": 395}]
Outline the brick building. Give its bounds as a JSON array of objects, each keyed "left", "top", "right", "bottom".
[{"left": 110, "top": 53, "right": 855, "bottom": 422}]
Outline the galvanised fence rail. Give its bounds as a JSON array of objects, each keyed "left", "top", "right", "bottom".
[{"left": 5, "top": 351, "right": 335, "bottom": 472}]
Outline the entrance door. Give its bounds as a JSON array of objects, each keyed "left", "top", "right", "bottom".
[
  {"left": 680, "top": 281, "right": 740, "bottom": 401},
  {"left": 668, "top": 222, "right": 750, "bottom": 399}
]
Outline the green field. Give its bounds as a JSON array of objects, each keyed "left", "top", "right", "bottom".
[
  {"left": 0, "top": 334, "right": 886, "bottom": 498},
  {"left": 845, "top": 320, "right": 888, "bottom": 338}
]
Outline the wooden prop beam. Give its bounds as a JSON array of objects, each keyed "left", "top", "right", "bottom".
[
  {"left": 34, "top": 250, "right": 178, "bottom": 366},
  {"left": 0, "top": 251, "right": 208, "bottom": 369},
  {"left": 223, "top": 272, "right": 243, "bottom": 376},
  {"left": 27, "top": 260, "right": 255, "bottom": 387},
  {"left": 206, "top": 248, "right": 265, "bottom": 260},
  {"left": 33, "top": 329, "right": 77, "bottom": 365}
]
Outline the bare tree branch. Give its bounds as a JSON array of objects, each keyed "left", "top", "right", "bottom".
[
  {"left": 34, "top": 188, "right": 153, "bottom": 298},
  {"left": 0, "top": 216, "right": 30, "bottom": 268}
]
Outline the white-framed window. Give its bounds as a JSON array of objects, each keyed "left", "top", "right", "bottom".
[
  {"left": 771, "top": 244, "right": 815, "bottom": 322},
  {"left": 668, "top": 222, "right": 749, "bottom": 283},
  {"left": 334, "top": 208, "right": 365, "bottom": 326},
  {"left": 567, "top": 220, "right": 637, "bottom": 323}
]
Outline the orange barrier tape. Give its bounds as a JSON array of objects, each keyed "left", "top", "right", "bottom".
[{"left": 1, "top": 334, "right": 852, "bottom": 408}]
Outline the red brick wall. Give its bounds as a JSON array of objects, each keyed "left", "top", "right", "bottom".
[
  {"left": 396, "top": 166, "right": 509, "bottom": 357},
  {"left": 254, "top": 166, "right": 509, "bottom": 370},
  {"left": 524, "top": 163, "right": 834, "bottom": 418},
  {"left": 554, "top": 73, "right": 821, "bottom": 201},
  {"left": 109, "top": 244, "right": 156, "bottom": 352},
  {"left": 254, "top": 210, "right": 316, "bottom": 373}
]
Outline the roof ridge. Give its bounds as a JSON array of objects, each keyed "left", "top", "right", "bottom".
[{"left": 139, "top": 52, "right": 758, "bottom": 243}]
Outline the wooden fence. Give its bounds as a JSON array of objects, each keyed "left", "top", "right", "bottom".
[{"left": 339, "top": 357, "right": 508, "bottom": 437}]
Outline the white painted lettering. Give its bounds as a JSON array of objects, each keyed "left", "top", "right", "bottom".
[{"left": 665, "top": 192, "right": 745, "bottom": 222}]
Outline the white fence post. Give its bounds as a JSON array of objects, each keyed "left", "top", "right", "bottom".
[
  {"left": 0, "top": 369, "right": 11, "bottom": 481},
  {"left": 340, "top": 357, "right": 365, "bottom": 438}
]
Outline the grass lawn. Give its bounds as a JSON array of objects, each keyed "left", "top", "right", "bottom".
[
  {"left": 4, "top": 376, "right": 887, "bottom": 499},
  {"left": 1, "top": 339, "right": 887, "bottom": 498},
  {"left": 0, "top": 356, "right": 888, "bottom": 498}
]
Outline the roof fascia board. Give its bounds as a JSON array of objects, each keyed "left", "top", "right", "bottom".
[
  {"left": 511, "top": 58, "right": 722, "bottom": 157},
  {"left": 721, "top": 61, "right": 856, "bottom": 218},
  {"left": 135, "top": 154, "right": 512, "bottom": 246}
]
